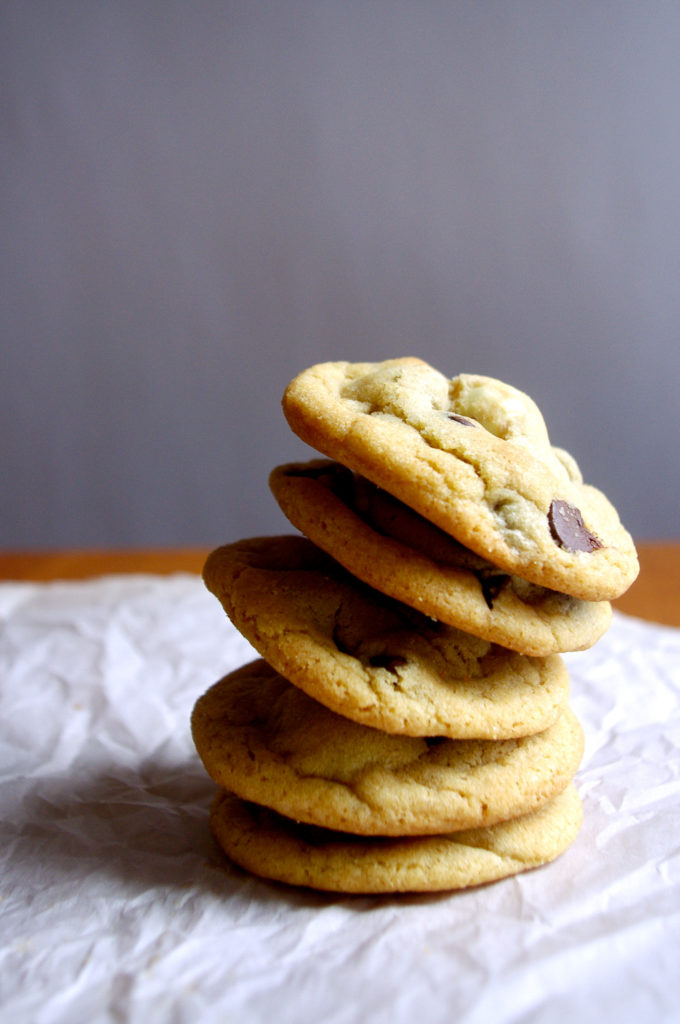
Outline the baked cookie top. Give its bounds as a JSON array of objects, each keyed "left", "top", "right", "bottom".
[
  {"left": 192, "top": 660, "right": 583, "bottom": 836},
  {"left": 202, "top": 536, "right": 571, "bottom": 739},
  {"left": 270, "top": 459, "right": 612, "bottom": 656},
  {"left": 281, "top": 359, "right": 638, "bottom": 601},
  {"left": 210, "top": 784, "right": 583, "bottom": 894}
]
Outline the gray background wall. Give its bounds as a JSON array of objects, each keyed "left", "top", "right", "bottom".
[{"left": 2, "top": 1, "right": 679, "bottom": 549}]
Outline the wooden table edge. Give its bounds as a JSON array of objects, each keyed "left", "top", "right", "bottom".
[
  {"left": 0, "top": 548, "right": 211, "bottom": 581},
  {"left": 0, "top": 542, "right": 678, "bottom": 629}
]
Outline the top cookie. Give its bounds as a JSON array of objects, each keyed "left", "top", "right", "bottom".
[{"left": 282, "top": 358, "right": 639, "bottom": 602}]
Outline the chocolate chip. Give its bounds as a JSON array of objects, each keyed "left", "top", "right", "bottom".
[
  {"left": 447, "top": 413, "right": 478, "bottom": 427},
  {"left": 368, "top": 653, "right": 407, "bottom": 674},
  {"left": 478, "top": 573, "right": 511, "bottom": 609},
  {"left": 548, "top": 499, "right": 603, "bottom": 553},
  {"left": 425, "top": 736, "right": 447, "bottom": 748},
  {"left": 332, "top": 623, "right": 354, "bottom": 657}
]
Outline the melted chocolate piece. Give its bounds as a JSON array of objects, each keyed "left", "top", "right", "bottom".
[
  {"left": 332, "top": 622, "right": 354, "bottom": 657},
  {"left": 368, "top": 651, "right": 405, "bottom": 675},
  {"left": 447, "top": 413, "right": 478, "bottom": 427},
  {"left": 367, "top": 653, "right": 407, "bottom": 674},
  {"left": 548, "top": 499, "right": 603, "bottom": 553},
  {"left": 478, "top": 573, "right": 511, "bottom": 610}
]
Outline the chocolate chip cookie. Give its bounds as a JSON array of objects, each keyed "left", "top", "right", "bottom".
[
  {"left": 282, "top": 359, "right": 638, "bottom": 601},
  {"left": 270, "top": 459, "right": 613, "bottom": 656},
  {"left": 209, "top": 784, "right": 583, "bottom": 893},
  {"left": 202, "top": 536, "right": 571, "bottom": 739},
  {"left": 192, "top": 661, "right": 584, "bottom": 836}
]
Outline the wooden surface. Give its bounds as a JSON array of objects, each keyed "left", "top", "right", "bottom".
[
  {"left": 0, "top": 542, "right": 678, "bottom": 628},
  {"left": 0, "top": 548, "right": 210, "bottom": 580}
]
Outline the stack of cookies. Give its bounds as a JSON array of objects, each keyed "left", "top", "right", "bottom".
[{"left": 192, "top": 358, "right": 638, "bottom": 894}]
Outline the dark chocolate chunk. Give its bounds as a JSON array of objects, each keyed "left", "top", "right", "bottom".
[
  {"left": 424, "top": 736, "right": 447, "bottom": 748},
  {"left": 447, "top": 413, "right": 478, "bottom": 427},
  {"left": 367, "top": 653, "right": 407, "bottom": 674},
  {"left": 548, "top": 499, "right": 603, "bottom": 553},
  {"left": 478, "top": 573, "right": 511, "bottom": 610},
  {"left": 332, "top": 622, "right": 354, "bottom": 657}
]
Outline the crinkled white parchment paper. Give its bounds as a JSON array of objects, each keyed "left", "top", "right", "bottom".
[{"left": 1, "top": 574, "right": 679, "bottom": 1024}]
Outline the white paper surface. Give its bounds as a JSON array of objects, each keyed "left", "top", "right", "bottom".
[{"left": 1, "top": 573, "right": 679, "bottom": 1024}]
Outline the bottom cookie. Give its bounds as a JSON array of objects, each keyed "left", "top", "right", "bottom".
[{"left": 209, "top": 784, "right": 583, "bottom": 894}]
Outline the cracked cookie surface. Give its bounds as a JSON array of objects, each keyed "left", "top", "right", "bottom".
[
  {"left": 270, "top": 459, "right": 612, "bottom": 656},
  {"left": 281, "top": 358, "right": 638, "bottom": 601},
  {"left": 192, "top": 661, "right": 583, "bottom": 836},
  {"left": 202, "top": 536, "right": 571, "bottom": 739},
  {"left": 209, "top": 783, "right": 583, "bottom": 893}
]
